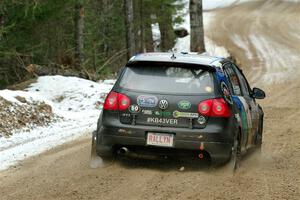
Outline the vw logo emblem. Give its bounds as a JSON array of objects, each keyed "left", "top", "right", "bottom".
[{"left": 159, "top": 99, "right": 168, "bottom": 110}]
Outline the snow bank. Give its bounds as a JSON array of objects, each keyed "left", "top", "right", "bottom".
[
  {"left": 203, "top": 0, "right": 240, "bottom": 10},
  {"left": 202, "top": 0, "right": 272, "bottom": 10},
  {"left": 203, "top": 0, "right": 300, "bottom": 10},
  {"left": 0, "top": 76, "right": 114, "bottom": 171}
]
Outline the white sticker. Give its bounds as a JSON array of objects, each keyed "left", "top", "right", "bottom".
[{"left": 142, "top": 110, "right": 153, "bottom": 115}]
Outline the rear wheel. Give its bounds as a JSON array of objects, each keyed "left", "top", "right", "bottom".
[
  {"left": 230, "top": 133, "right": 241, "bottom": 171},
  {"left": 90, "top": 131, "right": 114, "bottom": 168},
  {"left": 255, "top": 118, "right": 263, "bottom": 153}
]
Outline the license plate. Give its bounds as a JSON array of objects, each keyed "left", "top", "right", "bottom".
[{"left": 146, "top": 132, "right": 174, "bottom": 147}]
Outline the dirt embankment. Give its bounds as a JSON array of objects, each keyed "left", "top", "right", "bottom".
[
  {"left": 0, "top": 96, "right": 56, "bottom": 137},
  {"left": 0, "top": 1, "right": 300, "bottom": 200}
]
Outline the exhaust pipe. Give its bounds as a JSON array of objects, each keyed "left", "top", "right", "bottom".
[{"left": 118, "top": 147, "right": 129, "bottom": 155}]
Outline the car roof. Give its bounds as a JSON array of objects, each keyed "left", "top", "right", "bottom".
[{"left": 128, "top": 52, "right": 229, "bottom": 68}]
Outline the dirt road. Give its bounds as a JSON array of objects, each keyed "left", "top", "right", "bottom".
[{"left": 1, "top": 1, "right": 300, "bottom": 199}]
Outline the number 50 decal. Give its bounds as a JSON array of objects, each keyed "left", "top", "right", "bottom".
[{"left": 129, "top": 104, "right": 140, "bottom": 113}]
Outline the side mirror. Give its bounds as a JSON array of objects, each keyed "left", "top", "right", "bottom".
[{"left": 252, "top": 87, "right": 266, "bottom": 99}]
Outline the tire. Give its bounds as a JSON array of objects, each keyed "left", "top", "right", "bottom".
[
  {"left": 96, "top": 127, "right": 115, "bottom": 158},
  {"left": 230, "top": 132, "right": 241, "bottom": 171},
  {"left": 256, "top": 118, "right": 263, "bottom": 153},
  {"left": 90, "top": 131, "right": 114, "bottom": 168},
  {"left": 91, "top": 131, "right": 98, "bottom": 157}
]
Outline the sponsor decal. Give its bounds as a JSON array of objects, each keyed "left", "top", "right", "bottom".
[
  {"left": 205, "top": 86, "right": 213, "bottom": 93},
  {"left": 178, "top": 100, "right": 191, "bottom": 110},
  {"left": 154, "top": 110, "right": 171, "bottom": 117},
  {"left": 197, "top": 116, "right": 206, "bottom": 125},
  {"left": 221, "top": 82, "right": 233, "bottom": 104},
  {"left": 121, "top": 113, "right": 131, "bottom": 117},
  {"left": 154, "top": 111, "right": 160, "bottom": 116},
  {"left": 232, "top": 96, "right": 251, "bottom": 145},
  {"left": 118, "top": 129, "right": 133, "bottom": 134},
  {"left": 147, "top": 117, "right": 178, "bottom": 125},
  {"left": 142, "top": 109, "right": 153, "bottom": 115},
  {"left": 129, "top": 104, "right": 140, "bottom": 113},
  {"left": 137, "top": 95, "right": 158, "bottom": 108},
  {"left": 173, "top": 110, "right": 199, "bottom": 118},
  {"left": 158, "top": 99, "right": 169, "bottom": 110},
  {"left": 232, "top": 96, "right": 247, "bottom": 130},
  {"left": 235, "top": 114, "right": 241, "bottom": 122},
  {"left": 238, "top": 97, "right": 252, "bottom": 129}
]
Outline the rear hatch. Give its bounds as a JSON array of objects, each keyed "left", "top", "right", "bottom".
[{"left": 116, "top": 62, "right": 216, "bottom": 129}]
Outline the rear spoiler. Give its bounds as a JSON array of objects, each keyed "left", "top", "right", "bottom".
[{"left": 126, "top": 61, "right": 216, "bottom": 72}]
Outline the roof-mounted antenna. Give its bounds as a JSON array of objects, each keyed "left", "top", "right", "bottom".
[{"left": 171, "top": 48, "right": 176, "bottom": 60}]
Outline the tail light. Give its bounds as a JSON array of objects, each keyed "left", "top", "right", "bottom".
[
  {"left": 103, "top": 91, "right": 131, "bottom": 111},
  {"left": 198, "top": 98, "right": 231, "bottom": 117},
  {"left": 118, "top": 93, "right": 131, "bottom": 111}
]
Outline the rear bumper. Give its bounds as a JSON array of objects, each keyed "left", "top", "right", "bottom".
[{"left": 96, "top": 124, "right": 234, "bottom": 163}]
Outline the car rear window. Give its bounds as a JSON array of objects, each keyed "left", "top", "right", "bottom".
[{"left": 119, "top": 64, "right": 214, "bottom": 94}]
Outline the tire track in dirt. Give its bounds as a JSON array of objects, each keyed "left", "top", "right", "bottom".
[{"left": 207, "top": 2, "right": 300, "bottom": 182}]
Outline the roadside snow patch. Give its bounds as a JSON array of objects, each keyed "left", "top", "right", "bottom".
[{"left": 0, "top": 75, "right": 114, "bottom": 171}]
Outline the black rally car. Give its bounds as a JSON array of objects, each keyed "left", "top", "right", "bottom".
[{"left": 92, "top": 52, "right": 265, "bottom": 168}]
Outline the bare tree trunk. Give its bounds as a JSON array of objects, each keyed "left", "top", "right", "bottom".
[
  {"left": 190, "top": 0, "right": 205, "bottom": 53},
  {"left": 101, "top": 0, "right": 109, "bottom": 57},
  {"left": 0, "top": 13, "right": 4, "bottom": 41},
  {"left": 74, "top": 1, "right": 84, "bottom": 70},
  {"left": 157, "top": 4, "right": 175, "bottom": 52},
  {"left": 139, "top": 0, "right": 145, "bottom": 52},
  {"left": 135, "top": 0, "right": 145, "bottom": 53},
  {"left": 133, "top": 0, "right": 143, "bottom": 53},
  {"left": 124, "top": 0, "right": 135, "bottom": 59},
  {"left": 144, "top": 15, "right": 154, "bottom": 52},
  {"left": 158, "top": 20, "right": 174, "bottom": 51}
]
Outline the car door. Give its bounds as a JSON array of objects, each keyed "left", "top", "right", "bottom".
[
  {"left": 231, "top": 64, "right": 260, "bottom": 148},
  {"left": 223, "top": 63, "right": 250, "bottom": 151}
]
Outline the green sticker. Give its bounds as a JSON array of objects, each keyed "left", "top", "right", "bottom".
[
  {"left": 178, "top": 100, "right": 191, "bottom": 110},
  {"left": 173, "top": 110, "right": 199, "bottom": 118},
  {"left": 154, "top": 111, "right": 161, "bottom": 116},
  {"left": 163, "top": 111, "right": 171, "bottom": 117},
  {"left": 154, "top": 111, "right": 171, "bottom": 117}
]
